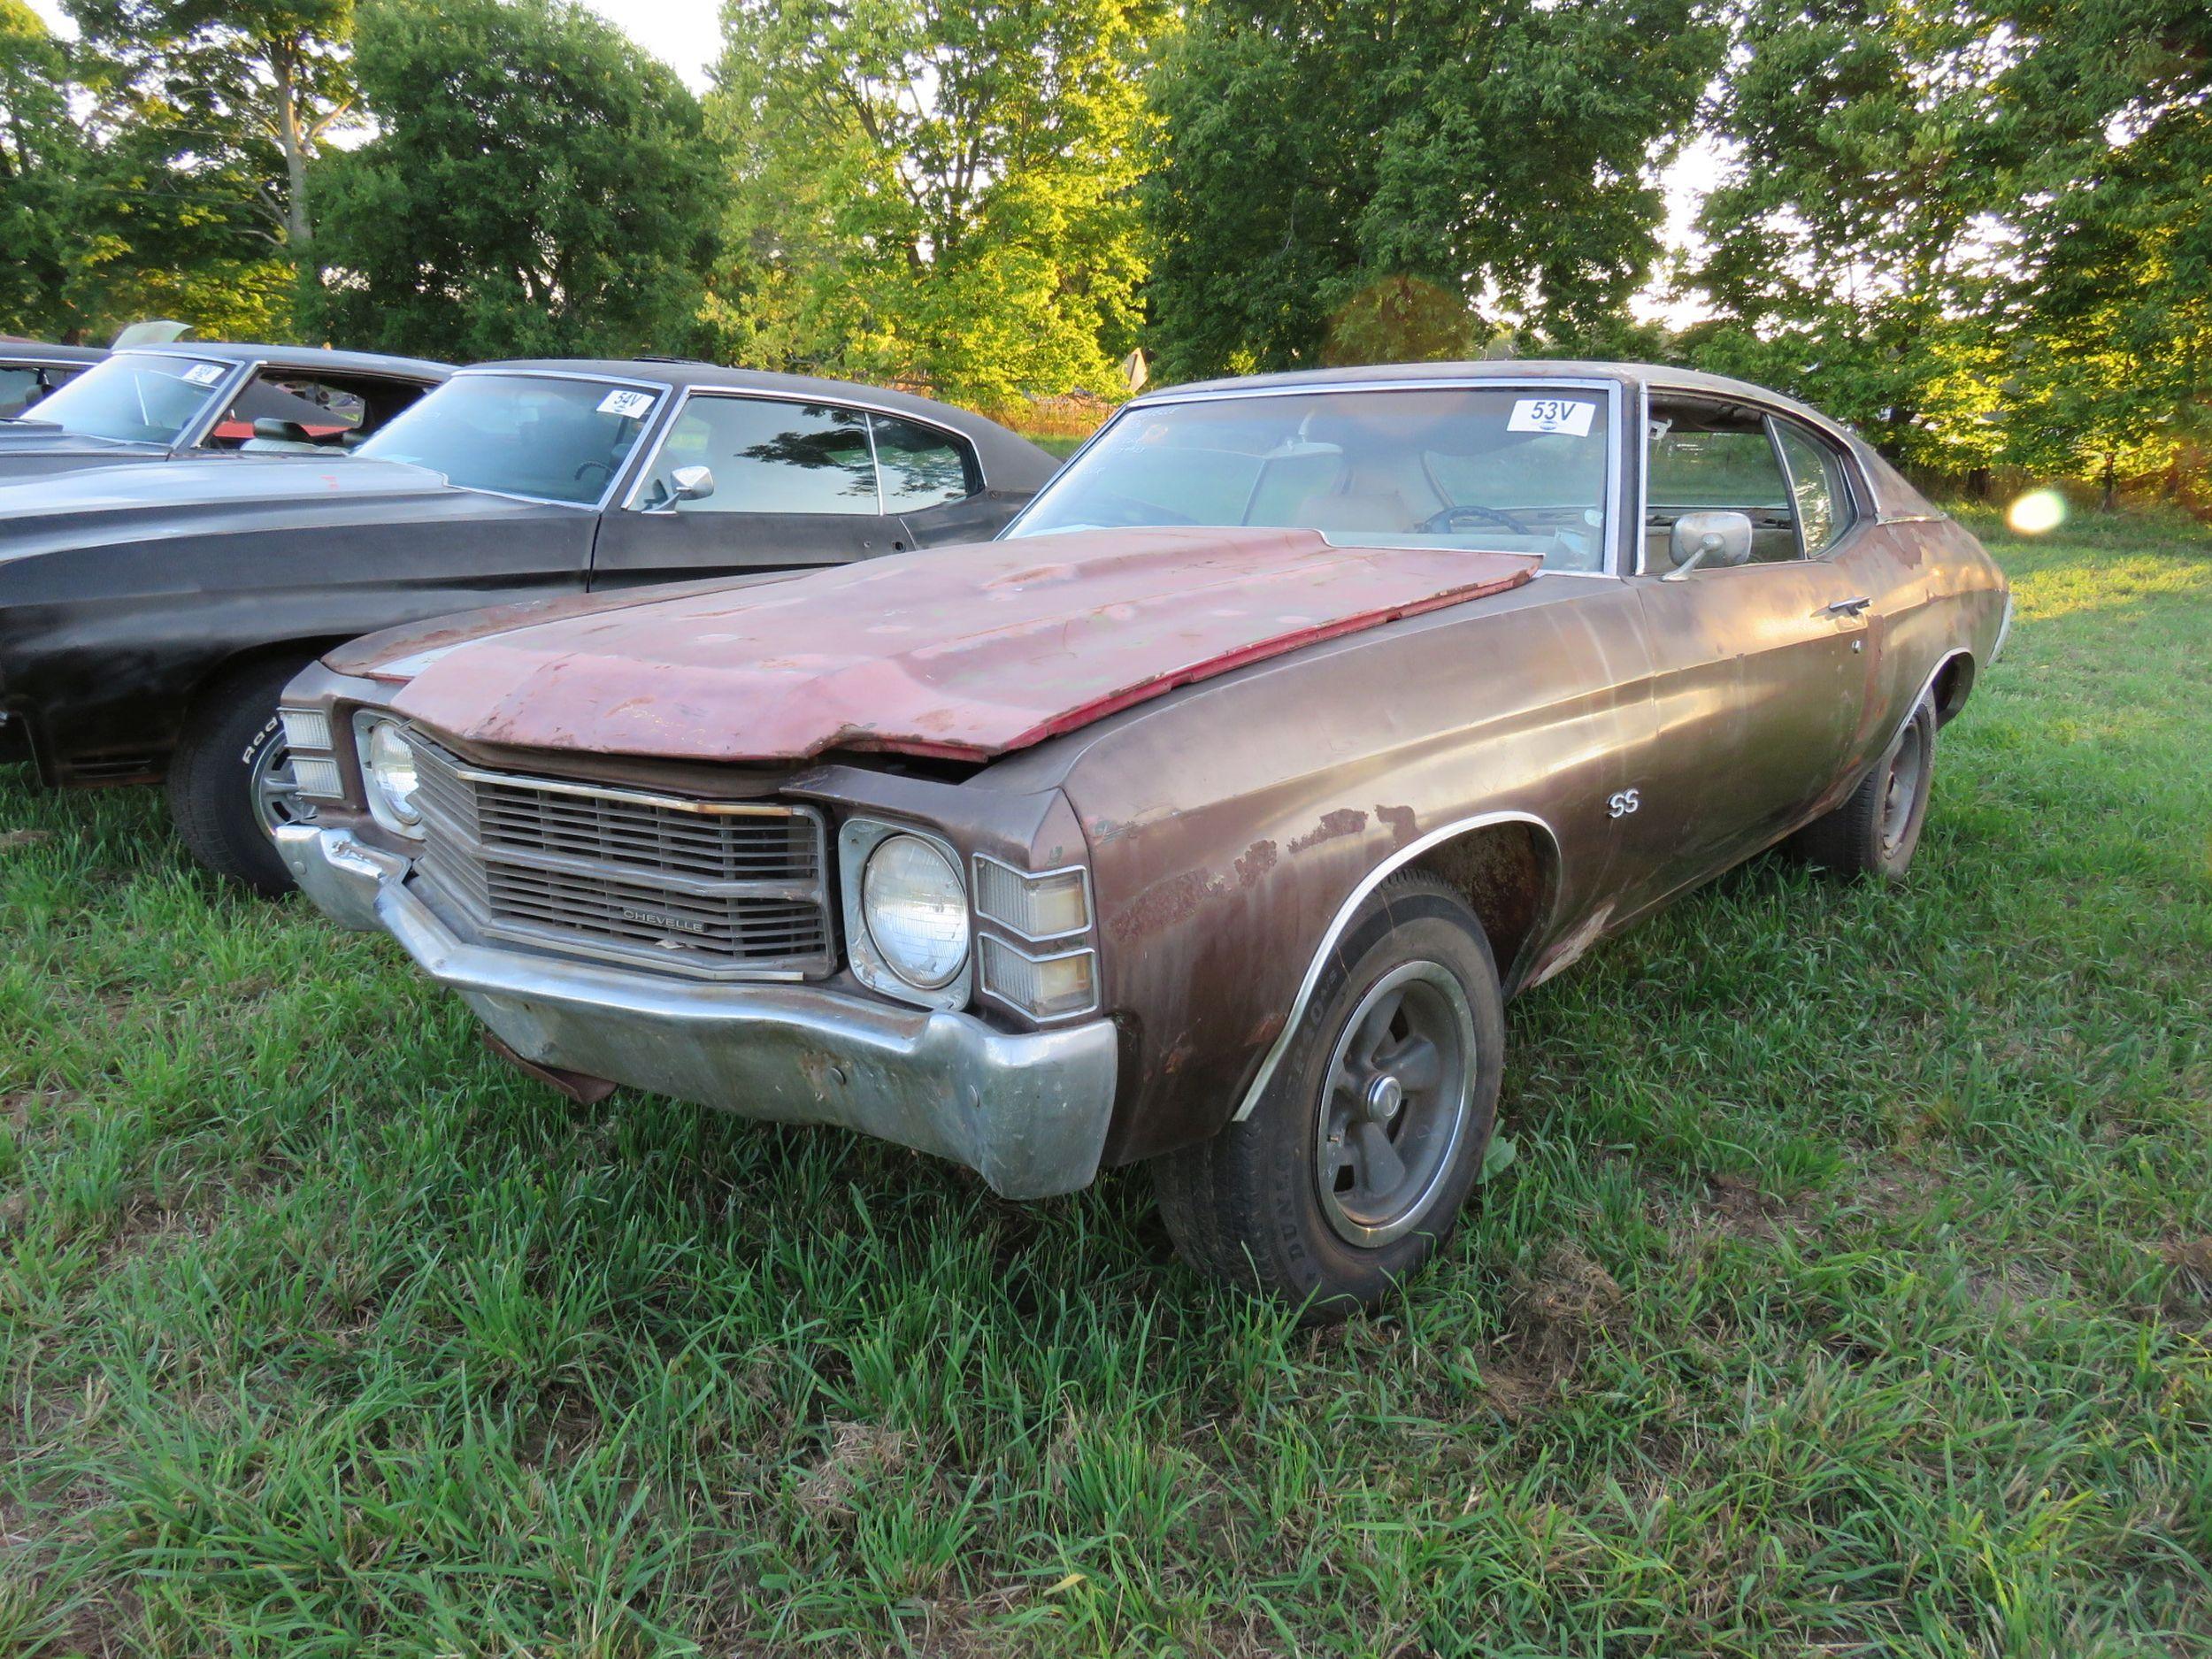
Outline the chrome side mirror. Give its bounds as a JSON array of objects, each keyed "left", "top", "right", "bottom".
[
  {"left": 671, "top": 465, "right": 715, "bottom": 503},
  {"left": 1662, "top": 510, "right": 1755, "bottom": 580}
]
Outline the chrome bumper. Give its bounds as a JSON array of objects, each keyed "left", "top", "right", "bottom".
[{"left": 275, "top": 824, "right": 1118, "bottom": 1199}]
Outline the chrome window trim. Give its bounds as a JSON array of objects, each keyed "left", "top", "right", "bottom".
[
  {"left": 1229, "top": 808, "right": 1563, "bottom": 1122},
  {"left": 971, "top": 850, "right": 1095, "bottom": 946},
  {"left": 619, "top": 385, "right": 986, "bottom": 513},
  {"left": 839, "top": 816, "right": 973, "bottom": 1013},
  {"left": 1001, "top": 377, "right": 1630, "bottom": 578}
]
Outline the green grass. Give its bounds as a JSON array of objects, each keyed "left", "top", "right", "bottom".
[{"left": 4, "top": 508, "right": 2209, "bottom": 1656}]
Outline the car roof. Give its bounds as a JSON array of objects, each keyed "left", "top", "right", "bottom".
[
  {"left": 125, "top": 342, "right": 451, "bottom": 380},
  {"left": 0, "top": 342, "right": 108, "bottom": 365},
  {"left": 468, "top": 358, "right": 1060, "bottom": 486}
]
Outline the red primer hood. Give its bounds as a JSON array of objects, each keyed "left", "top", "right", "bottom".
[{"left": 390, "top": 527, "right": 1539, "bottom": 764}]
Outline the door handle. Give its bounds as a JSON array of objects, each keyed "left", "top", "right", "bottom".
[{"left": 1825, "top": 595, "right": 1872, "bottom": 616}]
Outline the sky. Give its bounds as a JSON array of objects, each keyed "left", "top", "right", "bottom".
[{"left": 22, "top": 0, "right": 1713, "bottom": 325}]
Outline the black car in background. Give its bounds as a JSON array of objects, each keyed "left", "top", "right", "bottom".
[
  {"left": 0, "top": 342, "right": 106, "bottom": 419},
  {"left": 0, "top": 358, "right": 1062, "bottom": 890},
  {"left": 0, "top": 342, "right": 450, "bottom": 481}
]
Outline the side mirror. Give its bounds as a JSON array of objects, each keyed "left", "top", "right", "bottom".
[
  {"left": 671, "top": 465, "right": 715, "bottom": 503},
  {"left": 1663, "top": 511, "right": 1755, "bottom": 580}
]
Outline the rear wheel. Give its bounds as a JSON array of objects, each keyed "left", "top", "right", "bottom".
[
  {"left": 1149, "top": 871, "right": 1504, "bottom": 1318},
  {"left": 1789, "top": 699, "right": 1936, "bottom": 880},
  {"left": 167, "top": 657, "right": 318, "bottom": 895}
]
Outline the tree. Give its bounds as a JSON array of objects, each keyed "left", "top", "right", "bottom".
[
  {"left": 68, "top": 0, "right": 357, "bottom": 259},
  {"left": 1677, "top": 0, "right": 2024, "bottom": 471},
  {"left": 309, "top": 0, "right": 718, "bottom": 361},
  {"left": 1142, "top": 0, "right": 1722, "bottom": 380},
  {"left": 1994, "top": 0, "right": 2209, "bottom": 501},
  {"left": 0, "top": 0, "right": 83, "bottom": 335},
  {"left": 710, "top": 0, "right": 1163, "bottom": 408}
]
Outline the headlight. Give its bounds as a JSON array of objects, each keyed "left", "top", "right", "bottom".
[
  {"left": 861, "top": 833, "right": 969, "bottom": 989},
  {"left": 357, "top": 716, "right": 422, "bottom": 835}
]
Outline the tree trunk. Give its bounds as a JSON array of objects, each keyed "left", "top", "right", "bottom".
[
  {"left": 274, "top": 41, "right": 311, "bottom": 257},
  {"left": 2099, "top": 451, "right": 2117, "bottom": 514}
]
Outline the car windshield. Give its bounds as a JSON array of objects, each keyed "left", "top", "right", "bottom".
[
  {"left": 1008, "top": 386, "right": 1614, "bottom": 572},
  {"left": 355, "top": 373, "right": 661, "bottom": 505},
  {"left": 16, "top": 351, "right": 233, "bottom": 446}
]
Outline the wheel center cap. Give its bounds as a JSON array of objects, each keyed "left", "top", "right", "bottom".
[{"left": 1363, "top": 1074, "right": 1405, "bottom": 1122}]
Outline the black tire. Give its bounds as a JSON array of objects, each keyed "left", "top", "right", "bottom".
[
  {"left": 166, "top": 656, "right": 318, "bottom": 895},
  {"left": 1149, "top": 870, "right": 1505, "bottom": 1319},
  {"left": 1789, "top": 698, "right": 1937, "bottom": 881}
]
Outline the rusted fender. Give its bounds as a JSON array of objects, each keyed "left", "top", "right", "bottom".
[{"left": 390, "top": 528, "right": 1540, "bottom": 764}]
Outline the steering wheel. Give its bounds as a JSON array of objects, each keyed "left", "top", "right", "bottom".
[
  {"left": 1420, "top": 502, "right": 1534, "bottom": 537},
  {"left": 573, "top": 459, "right": 612, "bottom": 486}
]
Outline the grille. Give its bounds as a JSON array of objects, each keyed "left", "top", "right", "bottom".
[{"left": 410, "top": 735, "right": 834, "bottom": 980}]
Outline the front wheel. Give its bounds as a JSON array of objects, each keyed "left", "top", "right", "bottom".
[
  {"left": 167, "top": 657, "right": 319, "bottom": 895},
  {"left": 1149, "top": 870, "right": 1504, "bottom": 1317},
  {"left": 1788, "top": 699, "right": 1937, "bottom": 881}
]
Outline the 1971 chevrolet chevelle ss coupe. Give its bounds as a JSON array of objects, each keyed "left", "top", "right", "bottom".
[
  {"left": 0, "top": 359, "right": 1056, "bottom": 892},
  {"left": 274, "top": 362, "right": 2009, "bottom": 1311}
]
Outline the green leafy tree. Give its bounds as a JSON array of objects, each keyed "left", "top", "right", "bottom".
[
  {"left": 1142, "top": 0, "right": 1721, "bottom": 380},
  {"left": 68, "top": 0, "right": 357, "bottom": 258},
  {"left": 710, "top": 0, "right": 1163, "bottom": 408},
  {"left": 1994, "top": 0, "right": 2208, "bottom": 501},
  {"left": 309, "top": 0, "right": 718, "bottom": 361},
  {"left": 1678, "top": 0, "right": 2022, "bottom": 470},
  {"left": 0, "top": 0, "right": 84, "bottom": 335}
]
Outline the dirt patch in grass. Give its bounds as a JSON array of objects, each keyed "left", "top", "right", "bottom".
[{"left": 793, "top": 1419, "right": 911, "bottom": 1517}]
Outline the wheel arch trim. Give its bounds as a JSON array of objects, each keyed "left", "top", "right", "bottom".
[{"left": 1228, "top": 809, "right": 1563, "bottom": 1123}]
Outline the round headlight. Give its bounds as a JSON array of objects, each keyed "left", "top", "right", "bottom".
[
  {"left": 362, "top": 718, "right": 421, "bottom": 831},
  {"left": 861, "top": 834, "right": 969, "bottom": 988}
]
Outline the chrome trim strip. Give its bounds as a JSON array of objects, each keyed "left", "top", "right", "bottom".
[
  {"left": 1229, "top": 808, "right": 1563, "bottom": 1122},
  {"left": 429, "top": 753, "right": 797, "bottom": 816},
  {"left": 1885, "top": 647, "right": 1972, "bottom": 755}
]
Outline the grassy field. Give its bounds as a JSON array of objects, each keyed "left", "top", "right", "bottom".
[{"left": 3, "top": 508, "right": 2208, "bottom": 1656}]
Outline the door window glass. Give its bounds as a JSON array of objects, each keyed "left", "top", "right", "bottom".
[
  {"left": 639, "top": 397, "right": 878, "bottom": 515},
  {"left": 1647, "top": 404, "right": 1797, "bottom": 566},
  {"left": 1772, "top": 421, "right": 1855, "bottom": 554},
  {"left": 872, "top": 415, "right": 975, "bottom": 511}
]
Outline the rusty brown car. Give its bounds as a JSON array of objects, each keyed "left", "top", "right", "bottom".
[{"left": 273, "top": 362, "right": 2010, "bottom": 1312}]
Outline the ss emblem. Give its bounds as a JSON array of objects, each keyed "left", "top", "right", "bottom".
[{"left": 1608, "top": 788, "right": 1640, "bottom": 819}]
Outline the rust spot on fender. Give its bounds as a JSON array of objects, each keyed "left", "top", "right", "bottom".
[
  {"left": 1289, "top": 808, "right": 1368, "bottom": 854},
  {"left": 1376, "top": 803, "right": 1419, "bottom": 849},
  {"left": 1234, "top": 838, "right": 1279, "bottom": 887},
  {"left": 1107, "top": 866, "right": 1229, "bottom": 944}
]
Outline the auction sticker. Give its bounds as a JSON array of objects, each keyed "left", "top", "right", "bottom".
[
  {"left": 596, "top": 388, "right": 657, "bottom": 419},
  {"left": 181, "top": 363, "right": 227, "bottom": 387},
  {"left": 1507, "top": 397, "right": 1595, "bottom": 437}
]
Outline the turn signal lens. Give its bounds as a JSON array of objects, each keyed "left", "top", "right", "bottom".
[
  {"left": 279, "top": 707, "right": 332, "bottom": 752},
  {"left": 973, "top": 856, "right": 1090, "bottom": 940},
  {"left": 291, "top": 756, "right": 342, "bottom": 800},
  {"left": 979, "top": 935, "right": 1099, "bottom": 1020}
]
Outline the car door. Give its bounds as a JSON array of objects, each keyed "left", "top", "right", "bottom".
[
  {"left": 588, "top": 394, "right": 923, "bottom": 588},
  {"left": 1613, "top": 396, "right": 1875, "bottom": 910}
]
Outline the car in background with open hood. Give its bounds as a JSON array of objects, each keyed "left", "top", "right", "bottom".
[
  {"left": 0, "top": 357, "right": 1060, "bottom": 890},
  {"left": 0, "top": 342, "right": 450, "bottom": 481}
]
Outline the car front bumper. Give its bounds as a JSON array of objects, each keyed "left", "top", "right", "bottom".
[{"left": 275, "top": 824, "right": 1118, "bottom": 1199}]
